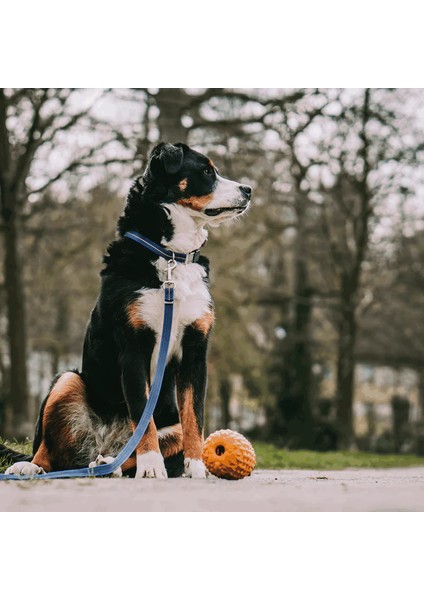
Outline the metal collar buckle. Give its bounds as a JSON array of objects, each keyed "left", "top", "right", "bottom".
[{"left": 185, "top": 249, "right": 200, "bottom": 264}]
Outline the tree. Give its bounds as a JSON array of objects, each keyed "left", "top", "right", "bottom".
[
  {"left": 310, "top": 88, "right": 423, "bottom": 448},
  {"left": 270, "top": 92, "right": 328, "bottom": 447},
  {"left": 0, "top": 88, "right": 137, "bottom": 437}
]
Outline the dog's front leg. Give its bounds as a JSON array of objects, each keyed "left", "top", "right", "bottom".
[
  {"left": 177, "top": 314, "right": 214, "bottom": 478},
  {"left": 120, "top": 339, "right": 167, "bottom": 479}
]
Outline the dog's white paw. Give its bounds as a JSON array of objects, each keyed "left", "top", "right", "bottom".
[
  {"left": 5, "top": 461, "right": 45, "bottom": 476},
  {"left": 88, "top": 455, "right": 122, "bottom": 477},
  {"left": 136, "top": 451, "right": 168, "bottom": 479},
  {"left": 184, "top": 458, "right": 207, "bottom": 479}
]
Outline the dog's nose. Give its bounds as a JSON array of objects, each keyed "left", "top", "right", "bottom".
[{"left": 240, "top": 185, "right": 252, "bottom": 199}]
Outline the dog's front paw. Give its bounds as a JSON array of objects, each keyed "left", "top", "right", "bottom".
[
  {"left": 88, "top": 455, "right": 122, "bottom": 477},
  {"left": 184, "top": 458, "right": 207, "bottom": 479},
  {"left": 136, "top": 451, "right": 168, "bottom": 479},
  {"left": 5, "top": 461, "right": 45, "bottom": 476}
]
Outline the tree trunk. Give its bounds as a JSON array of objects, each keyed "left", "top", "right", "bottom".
[
  {"left": 220, "top": 377, "right": 231, "bottom": 429},
  {"left": 0, "top": 89, "right": 31, "bottom": 438},
  {"left": 155, "top": 89, "right": 189, "bottom": 143},
  {"left": 334, "top": 91, "right": 371, "bottom": 450},
  {"left": 277, "top": 258, "right": 315, "bottom": 448},
  {"left": 0, "top": 336, "right": 10, "bottom": 429},
  {"left": 274, "top": 175, "right": 315, "bottom": 448},
  {"left": 419, "top": 370, "right": 424, "bottom": 420},
  {"left": 335, "top": 296, "right": 357, "bottom": 450},
  {"left": 2, "top": 202, "right": 31, "bottom": 438}
]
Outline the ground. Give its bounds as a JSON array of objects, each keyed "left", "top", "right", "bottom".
[
  {"left": 1, "top": 468, "right": 424, "bottom": 511},
  {"left": 2, "top": 440, "right": 424, "bottom": 511}
]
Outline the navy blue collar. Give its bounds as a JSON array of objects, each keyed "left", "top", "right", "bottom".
[{"left": 124, "top": 231, "right": 202, "bottom": 264}]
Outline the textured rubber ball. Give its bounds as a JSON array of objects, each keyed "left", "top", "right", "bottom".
[{"left": 202, "top": 429, "right": 256, "bottom": 480}]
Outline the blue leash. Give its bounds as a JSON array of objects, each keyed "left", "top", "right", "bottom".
[{"left": 0, "top": 275, "right": 175, "bottom": 481}]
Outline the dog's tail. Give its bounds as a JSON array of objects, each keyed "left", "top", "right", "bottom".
[{"left": 0, "top": 443, "right": 33, "bottom": 464}]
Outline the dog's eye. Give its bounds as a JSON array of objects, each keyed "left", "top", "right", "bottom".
[{"left": 203, "top": 167, "right": 213, "bottom": 176}]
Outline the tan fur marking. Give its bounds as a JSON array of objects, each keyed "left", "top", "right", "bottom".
[
  {"left": 33, "top": 372, "right": 86, "bottom": 471},
  {"left": 178, "top": 178, "right": 188, "bottom": 191},
  {"left": 159, "top": 424, "right": 183, "bottom": 458},
  {"left": 122, "top": 456, "right": 136, "bottom": 472},
  {"left": 32, "top": 442, "right": 52, "bottom": 472},
  {"left": 43, "top": 372, "right": 85, "bottom": 423},
  {"left": 121, "top": 424, "right": 182, "bottom": 472},
  {"left": 131, "top": 417, "right": 160, "bottom": 455},
  {"left": 178, "top": 387, "right": 203, "bottom": 459},
  {"left": 193, "top": 311, "right": 215, "bottom": 337},
  {"left": 129, "top": 383, "right": 159, "bottom": 455},
  {"left": 126, "top": 299, "right": 146, "bottom": 329},
  {"left": 208, "top": 159, "right": 215, "bottom": 169},
  {"left": 177, "top": 194, "right": 212, "bottom": 212}
]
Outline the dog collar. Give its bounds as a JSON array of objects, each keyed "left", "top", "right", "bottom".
[{"left": 124, "top": 231, "right": 202, "bottom": 264}]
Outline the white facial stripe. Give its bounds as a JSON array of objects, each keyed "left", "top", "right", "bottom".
[{"left": 206, "top": 174, "right": 244, "bottom": 210}]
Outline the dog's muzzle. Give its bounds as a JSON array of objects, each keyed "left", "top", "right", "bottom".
[{"left": 204, "top": 201, "right": 250, "bottom": 217}]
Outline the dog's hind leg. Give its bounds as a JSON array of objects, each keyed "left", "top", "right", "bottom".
[{"left": 6, "top": 371, "right": 88, "bottom": 476}]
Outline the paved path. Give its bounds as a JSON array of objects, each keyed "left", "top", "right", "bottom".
[{"left": 1, "top": 468, "right": 424, "bottom": 511}]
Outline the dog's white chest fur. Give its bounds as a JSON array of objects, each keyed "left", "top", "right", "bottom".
[
  {"left": 132, "top": 203, "right": 212, "bottom": 376},
  {"left": 136, "top": 259, "right": 211, "bottom": 375}
]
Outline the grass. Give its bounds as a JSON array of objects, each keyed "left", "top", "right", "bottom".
[
  {"left": 254, "top": 441, "right": 424, "bottom": 470},
  {"left": 2, "top": 438, "right": 424, "bottom": 473},
  {"left": 0, "top": 437, "right": 32, "bottom": 473}
]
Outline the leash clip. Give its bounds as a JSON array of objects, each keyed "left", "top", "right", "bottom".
[
  {"left": 166, "top": 256, "right": 177, "bottom": 282},
  {"left": 163, "top": 256, "right": 177, "bottom": 300}
]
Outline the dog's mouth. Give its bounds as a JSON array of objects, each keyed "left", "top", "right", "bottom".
[{"left": 204, "top": 202, "right": 250, "bottom": 217}]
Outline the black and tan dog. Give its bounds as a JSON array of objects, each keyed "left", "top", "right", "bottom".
[{"left": 1, "top": 143, "right": 251, "bottom": 479}]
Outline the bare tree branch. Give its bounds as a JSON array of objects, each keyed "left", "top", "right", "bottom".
[{"left": 28, "top": 137, "right": 120, "bottom": 195}]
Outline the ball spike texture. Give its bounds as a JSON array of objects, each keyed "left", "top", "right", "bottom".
[{"left": 202, "top": 429, "right": 256, "bottom": 480}]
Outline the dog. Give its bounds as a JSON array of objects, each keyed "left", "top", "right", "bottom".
[{"left": 1, "top": 142, "right": 251, "bottom": 479}]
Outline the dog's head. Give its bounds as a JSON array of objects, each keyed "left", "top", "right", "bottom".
[{"left": 144, "top": 142, "right": 252, "bottom": 224}]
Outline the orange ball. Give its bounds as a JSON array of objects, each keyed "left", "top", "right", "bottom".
[{"left": 202, "top": 429, "right": 256, "bottom": 480}]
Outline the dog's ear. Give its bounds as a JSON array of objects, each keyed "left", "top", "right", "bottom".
[
  {"left": 149, "top": 143, "right": 184, "bottom": 178},
  {"left": 161, "top": 143, "right": 184, "bottom": 174}
]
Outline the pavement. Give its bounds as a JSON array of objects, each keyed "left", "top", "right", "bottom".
[{"left": 1, "top": 468, "right": 424, "bottom": 511}]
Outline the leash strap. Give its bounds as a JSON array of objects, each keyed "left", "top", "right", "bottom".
[
  {"left": 124, "top": 231, "right": 201, "bottom": 264},
  {"left": 0, "top": 280, "right": 175, "bottom": 480}
]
